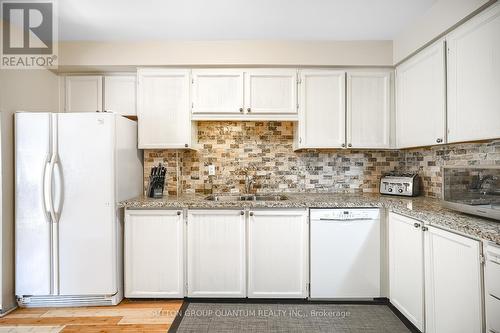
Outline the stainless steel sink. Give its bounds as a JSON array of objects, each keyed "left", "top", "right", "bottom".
[{"left": 204, "top": 194, "right": 288, "bottom": 202}]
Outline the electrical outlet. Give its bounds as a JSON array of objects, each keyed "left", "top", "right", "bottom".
[{"left": 208, "top": 165, "right": 216, "bottom": 176}]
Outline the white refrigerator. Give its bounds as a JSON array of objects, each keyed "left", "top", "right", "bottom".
[{"left": 15, "top": 112, "right": 142, "bottom": 307}]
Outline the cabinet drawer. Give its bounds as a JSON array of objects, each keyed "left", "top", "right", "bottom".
[
  {"left": 486, "top": 259, "right": 500, "bottom": 298},
  {"left": 486, "top": 245, "right": 500, "bottom": 298},
  {"left": 487, "top": 295, "right": 500, "bottom": 333}
]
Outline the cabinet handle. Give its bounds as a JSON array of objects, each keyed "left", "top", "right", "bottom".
[
  {"left": 414, "top": 223, "right": 421, "bottom": 228},
  {"left": 422, "top": 226, "right": 428, "bottom": 231},
  {"left": 348, "top": 143, "right": 352, "bottom": 148},
  {"left": 249, "top": 212, "right": 254, "bottom": 216},
  {"left": 247, "top": 108, "right": 251, "bottom": 113},
  {"left": 184, "top": 144, "right": 188, "bottom": 148},
  {"left": 239, "top": 107, "right": 244, "bottom": 113},
  {"left": 436, "top": 138, "right": 443, "bottom": 143},
  {"left": 177, "top": 211, "right": 181, "bottom": 216},
  {"left": 341, "top": 143, "right": 346, "bottom": 148},
  {"left": 240, "top": 210, "right": 244, "bottom": 215}
]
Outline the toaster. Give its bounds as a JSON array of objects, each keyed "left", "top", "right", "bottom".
[{"left": 380, "top": 173, "right": 420, "bottom": 197}]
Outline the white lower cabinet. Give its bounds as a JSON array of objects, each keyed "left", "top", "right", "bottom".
[
  {"left": 247, "top": 209, "right": 308, "bottom": 298},
  {"left": 389, "top": 212, "right": 484, "bottom": 333},
  {"left": 187, "top": 210, "right": 246, "bottom": 297},
  {"left": 124, "top": 210, "right": 184, "bottom": 298},
  {"left": 424, "top": 225, "right": 483, "bottom": 333},
  {"left": 388, "top": 212, "right": 425, "bottom": 331}
]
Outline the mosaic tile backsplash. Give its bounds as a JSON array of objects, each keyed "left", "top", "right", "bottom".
[{"left": 144, "top": 121, "right": 500, "bottom": 198}]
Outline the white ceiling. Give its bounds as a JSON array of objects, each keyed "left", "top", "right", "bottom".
[{"left": 58, "top": 0, "right": 436, "bottom": 41}]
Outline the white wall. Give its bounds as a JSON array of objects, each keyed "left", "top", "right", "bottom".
[
  {"left": 57, "top": 40, "right": 393, "bottom": 70},
  {"left": 393, "top": 0, "right": 494, "bottom": 63},
  {"left": 0, "top": 69, "right": 59, "bottom": 312}
]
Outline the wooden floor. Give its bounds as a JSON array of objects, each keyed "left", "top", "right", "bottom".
[{"left": 0, "top": 299, "right": 183, "bottom": 333}]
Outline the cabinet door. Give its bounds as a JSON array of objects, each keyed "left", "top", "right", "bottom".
[
  {"left": 248, "top": 209, "right": 308, "bottom": 298},
  {"left": 137, "top": 69, "right": 191, "bottom": 149},
  {"left": 447, "top": 4, "right": 500, "bottom": 143},
  {"left": 347, "top": 72, "right": 391, "bottom": 149},
  {"left": 187, "top": 210, "right": 246, "bottom": 298},
  {"left": 424, "top": 226, "right": 482, "bottom": 333},
  {"left": 244, "top": 69, "right": 297, "bottom": 117},
  {"left": 388, "top": 212, "right": 424, "bottom": 331},
  {"left": 297, "top": 70, "right": 346, "bottom": 149},
  {"left": 396, "top": 40, "right": 446, "bottom": 148},
  {"left": 65, "top": 76, "right": 102, "bottom": 112},
  {"left": 104, "top": 75, "right": 136, "bottom": 116},
  {"left": 124, "top": 210, "right": 184, "bottom": 298},
  {"left": 191, "top": 69, "right": 244, "bottom": 119}
]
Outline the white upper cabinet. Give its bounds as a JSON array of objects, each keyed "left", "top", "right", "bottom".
[
  {"left": 396, "top": 40, "right": 446, "bottom": 148},
  {"left": 424, "top": 226, "right": 483, "bottom": 333},
  {"left": 191, "top": 69, "right": 244, "bottom": 119},
  {"left": 124, "top": 210, "right": 184, "bottom": 298},
  {"left": 295, "top": 70, "right": 346, "bottom": 149},
  {"left": 137, "top": 68, "right": 192, "bottom": 149},
  {"left": 187, "top": 210, "right": 246, "bottom": 298},
  {"left": 347, "top": 72, "right": 391, "bottom": 149},
  {"left": 388, "top": 212, "right": 425, "bottom": 332},
  {"left": 447, "top": 4, "right": 500, "bottom": 143},
  {"left": 104, "top": 76, "right": 136, "bottom": 116},
  {"left": 65, "top": 76, "right": 102, "bottom": 113},
  {"left": 244, "top": 69, "right": 298, "bottom": 119},
  {"left": 247, "top": 209, "right": 308, "bottom": 298}
]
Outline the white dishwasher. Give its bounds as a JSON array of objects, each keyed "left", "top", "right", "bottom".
[{"left": 310, "top": 208, "right": 381, "bottom": 299}]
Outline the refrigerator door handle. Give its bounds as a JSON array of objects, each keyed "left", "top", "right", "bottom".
[
  {"left": 41, "top": 154, "right": 52, "bottom": 222},
  {"left": 47, "top": 154, "right": 58, "bottom": 223},
  {"left": 53, "top": 157, "right": 63, "bottom": 224}
]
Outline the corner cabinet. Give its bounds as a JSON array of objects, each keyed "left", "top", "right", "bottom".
[
  {"left": 424, "top": 225, "right": 483, "bottom": 333},
  {"left": 187, "top": 210, "right": 246, "bottom": 298},
  {"left": 447, "top": 3, "right": 500, "bottom": 143},
  {"left": 247, "top": 209, "right": 308, "bottom": 298},
  {"left": 137, "top": 68, "right": 193, "bottom": 149},
  {"left": 395, "top": 40, "right": 446, "bottom": 148},
  {"left": 124, "top": 210, "right": 184, "bottom": 298},
  {"left": 388, "top": 212, "right": 425, "bottom": 332}
]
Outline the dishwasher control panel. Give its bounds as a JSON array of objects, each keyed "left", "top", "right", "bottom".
[{"left": 310, "top": 208, "right": 380, "bottom": 221}]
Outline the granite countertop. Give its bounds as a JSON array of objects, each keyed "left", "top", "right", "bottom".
[{"left": 120, "top": 193, "right": 500, "bottom": 244}]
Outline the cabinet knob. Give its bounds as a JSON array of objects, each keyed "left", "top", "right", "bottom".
[
  {"left": 436, "top": 138, "right": 443, "bottom": 143},
  {"left": 184, "top": 144, "right": 188, "bottom": 148},
  {"left": 240, "top": 211, "right": 245, "bottom": 215},
  {"left": 247, "top": 108, "right": 251, "bottom": 113},
  {"left": 348, "top": 143, "right": 352, "bottom": 148},
  {"left": 249, "top": 212, "right": 254, "bottom": 216},
  {"left": 422, "top": 226, "right": 429, "bottom": 231},
  {"left": 239, "top": 107, "right": 244, "bottom": 113},
  {"left": 177, "top": 211, "right": 181, "bottom": 216},
  {"left": 414, "top": 223, "right": 421, "bottom": 228},
  {"left": 341, "top": 143, "right": 346, "bottom": 148}
]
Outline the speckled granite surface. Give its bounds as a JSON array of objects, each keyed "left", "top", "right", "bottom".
[{"left": 120, "top": 193, "right": 500, "bottom": 244}]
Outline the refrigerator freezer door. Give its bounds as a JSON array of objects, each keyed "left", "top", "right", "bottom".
[
  {"left": 15, "top": 113, "right": 53, "bottom": 296},
  {"left": 57, "top": 113, "right": 116, "bottom": 295}
]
